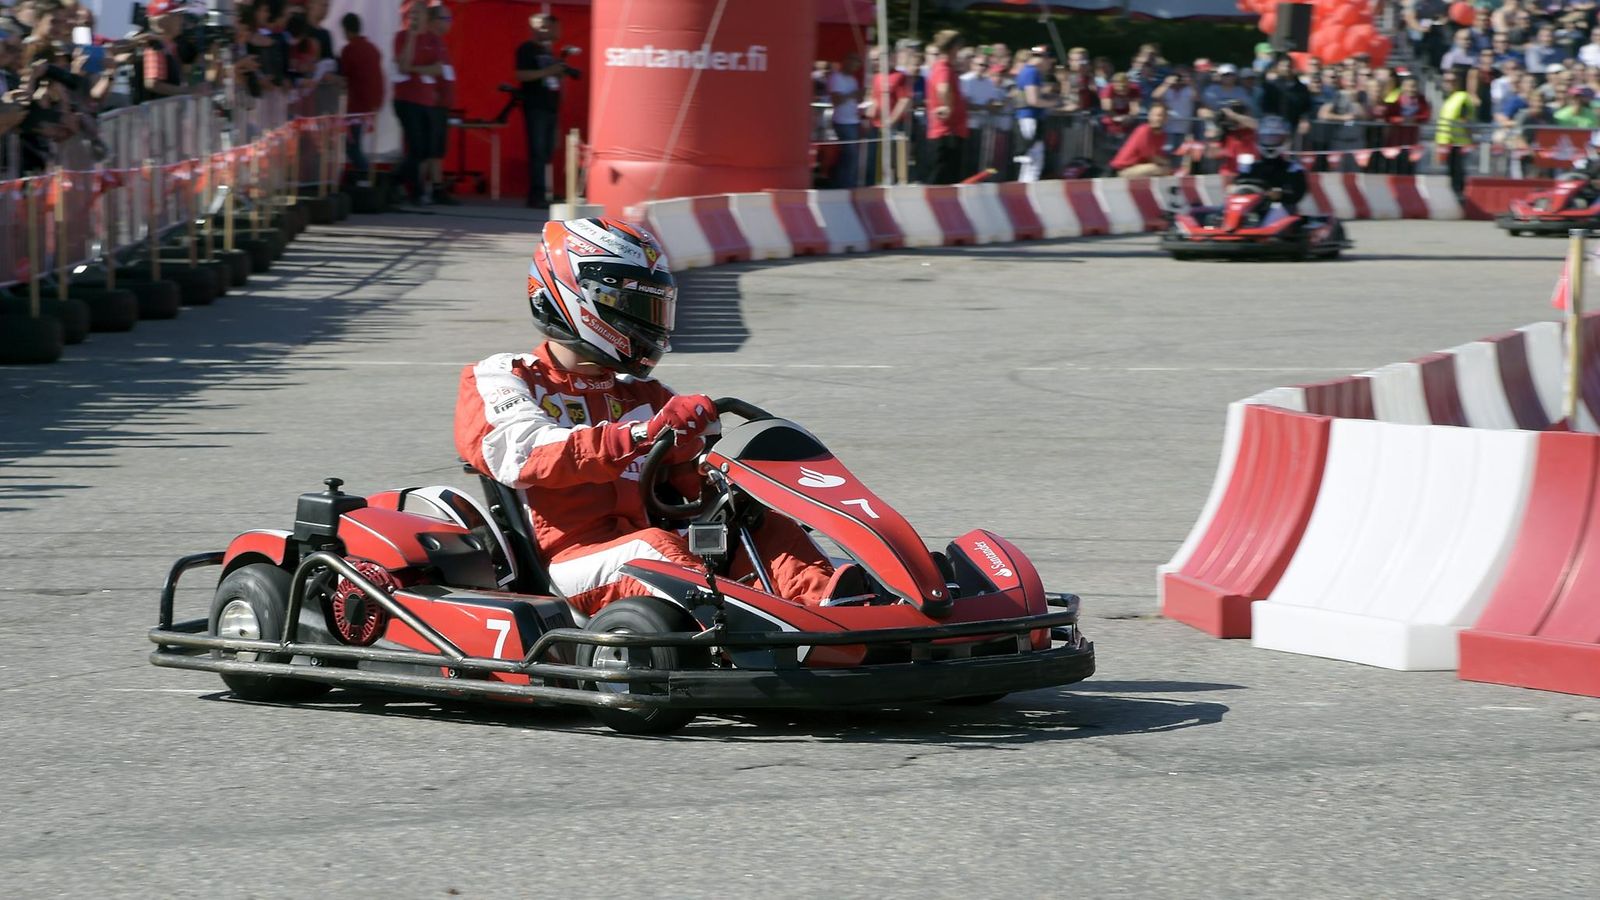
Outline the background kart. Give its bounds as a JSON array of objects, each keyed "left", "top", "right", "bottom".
[
  {"left": 148, "top": 399, "right": 1094, "bottom": 734},
  {"left": 1496, "top": 176, "right": 1600, "bottom": 236},
  {"left": 1160, "top": 185, "right": 1350, "bottom": 261}
]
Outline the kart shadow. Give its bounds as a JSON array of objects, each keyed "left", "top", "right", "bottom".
[{"left": 203, "top": 682, "right": 1229, "bottom": 745}]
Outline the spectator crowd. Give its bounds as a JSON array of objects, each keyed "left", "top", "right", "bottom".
[
  {"left": 814, "top": 2, "right": 1600, "bottom": 191},
  {"left": 0, "top": 0, "right": 392, "bottom": 190}
]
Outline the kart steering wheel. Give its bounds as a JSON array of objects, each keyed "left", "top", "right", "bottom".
[{"left": 639, "top": 397, "right": 774, "bottom": 521}]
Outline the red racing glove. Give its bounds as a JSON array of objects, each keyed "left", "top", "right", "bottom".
[{"left": 644, "top": 394, "right": 717, "bottom": 442}]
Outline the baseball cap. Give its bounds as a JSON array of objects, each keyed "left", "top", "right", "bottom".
[
  {"left": 146, "top": 0, "right": 177, "bottom": 15},
  {"left": 1255, "top": 41, "right": 1273, "bottom": 55},
  {"left": 1217, "top": 63, "right": 1238, "bottom": 75},
  {"left": 1548, "top": 62, "right": 1568, "bottom": 74}
]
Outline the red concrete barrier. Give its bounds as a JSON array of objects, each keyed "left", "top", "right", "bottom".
[
  {"left": 1459, "top": 431, "right": 1600, "bottom": 696},
  {"left": 1062, "top": 180, "right": 1110, "bottom": 235},
  {"left": 1488, "top": 330, "right": 1554, "bottom": 431},
  {"left": 1416, "top": 352, "right": 1469, "bottom": 427},
  {"left": 995, "top": 182, "right": 1044, "bottom": 241},
  {"left": 923, "top": 186, "right": 977, "bottom": 246},
  {"left": 765, "top": 189, "right": 830, "bottom": 256},
  {"left": 1340, "top": 172, "right": 1373, "bottom": 220},
  {"left": 1390, "top": 176, "right": 1430, "bottom": 219},
  {"left": 691, "top": 195, "right": 752, "bottom": 264},
  {"left": 1162, "top": 405, "right": 1333, "bottom": 638},
  {"left": 850, "top": 187, "right": 905, "bottom": 250},
  {"left": 1305, "top": 175, "right": 1334, "bottom": 218},
  {"left": 1125, "top": 178, "right": 1168, "bottom": 231},
  {"left": 1462, "top": 177, "right": 1552, "bottom": 220},
  {"left": 1177, "top": 175, "right": 1205, "bottom": 207},
  {"left": 1301, "top": 377, "right": 1375, "bottom": 419}
]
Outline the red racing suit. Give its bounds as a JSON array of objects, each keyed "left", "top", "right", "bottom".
[{"left": 454, "top": 343, "right": 834, "bottom": 617}]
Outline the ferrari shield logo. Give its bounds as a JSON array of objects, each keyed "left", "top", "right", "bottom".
[
  {"left": 564, "top": 398, "right": 588, "bottom": 425},
  {"left": 606, "top": 395, "right": 626, "bottom": 421},
  {"left": 643, "top": 243, "right": 660, "bottom": 271}
]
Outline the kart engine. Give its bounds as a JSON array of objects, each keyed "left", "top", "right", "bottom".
[{"left": 330, "top": 559, "right": 399, "bottom": 646}]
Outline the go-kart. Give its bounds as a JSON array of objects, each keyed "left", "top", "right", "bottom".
[
  {"left": 1496, "top": 175, "right": 1600, "bottom": 236},
  {"left": 148, "top": 399, "right": 1094, "bottom": 734},
  {"left": 1159, "top": 181, "right": 1350, "bottom": 260}
]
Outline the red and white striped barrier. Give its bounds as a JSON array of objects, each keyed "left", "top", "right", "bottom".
[
  {"left": 1460, "top": 430, "right": 1600, "bottom": 695},
  {"left": 1160, "top": 404, "right": 1332, "bottom": 638},
  {"left": 1252, "top": 419, "right": 1537, "bottom": 670},
  {"left": 635, "top": 172, "right": 1476, "bottom": 271}
]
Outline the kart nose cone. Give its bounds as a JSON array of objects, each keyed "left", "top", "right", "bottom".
[{"left": 218, "top": 599, "right": 262, "bottom": 662}]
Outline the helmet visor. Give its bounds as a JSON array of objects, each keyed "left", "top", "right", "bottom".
[{"left": 581, "top": 278, "right": 676, "bottom": 332}]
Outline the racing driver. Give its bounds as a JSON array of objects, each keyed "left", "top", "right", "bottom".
[
  {"left": 454, "top": 218, "right": 835, "bottom": 618},
  {"left": 1236, "top": 115, "right": 1307, "bottom": 213}
]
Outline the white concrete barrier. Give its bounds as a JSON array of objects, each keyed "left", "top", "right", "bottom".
[
  {"left": 808, "top": 190, "right": 871, "bottom": 254},
  {"left": 727, "top": 193, "right": 793, "bottom": 261},
  {"left": 1363, "top": 362, "right": 1432, "bottom": 425},
  {"left": 1358, "top": 174, "right": 1402, "bottom": 220},
  {"left": 958, "top": 183, "right": 1014, "bottom": 245},
  {"left": 1093, "top": 179, "right": 1145, "bottom": 235},
  {"left": 1026, "top": 181, "right": 1082, "bottom": 238},
  {"left": 1315, "top": 172, "right": 1358, "bottom": 220},
  {"left": 1417, "top": 174, "right": 1464, "bottom": 220},
  {"left": 1449, "top": 340, "right": 1519, "bottom": 429},
  {"left": 883, "top": 185, "right": 944, "bottom": 248},
  {"left": 1252, "top": 419, "right": 1537, "bottom": 670},
  {"left": 641, "top": 198, "right": 713, "bottom": 270}
]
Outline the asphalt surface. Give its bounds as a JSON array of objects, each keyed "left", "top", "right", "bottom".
[{"left": 3, "top": 216, "right": 1597, "bottom": 898}]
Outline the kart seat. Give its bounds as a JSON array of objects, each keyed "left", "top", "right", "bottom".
[{"left": 461, "top": 461, "right": 565, "bottom": 600}]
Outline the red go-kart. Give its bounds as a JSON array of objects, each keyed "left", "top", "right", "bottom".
[
  {"left": 1496, "top": 175, "right": 1600, "bottom": 236},
  {"left": 149, "top": 399, "right": 1094, "bottom": 734},
  {"left": 1160, "top": 182, "right": 1350, "bottom": 260}
]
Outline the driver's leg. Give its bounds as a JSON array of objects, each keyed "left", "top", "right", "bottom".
[
  {"left": 548, "top": 528, "right": 699, "bottom": 617},
  {"left": 733, "top": 515, "right": 835, "bottom": 606}
]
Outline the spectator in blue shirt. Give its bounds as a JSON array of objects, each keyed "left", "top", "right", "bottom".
[{"left": 1526, "top": 26, "right": 1572, "bottom": 71}]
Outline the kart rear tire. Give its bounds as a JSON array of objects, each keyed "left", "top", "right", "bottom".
[
  {"left": 208, "top": 563, "right": 331, "bottom": 702},
  {"left": 576, "top": 597, "right": 707, "bottom": 735}
]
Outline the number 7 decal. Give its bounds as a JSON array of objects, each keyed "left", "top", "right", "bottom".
[{"left": 485, "top": 618, "right": 511, "bottom": 658}]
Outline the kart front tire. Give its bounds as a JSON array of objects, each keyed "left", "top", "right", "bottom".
[
  {"left": 208, "top": 563, "right": 331, "bottom": 702},
  {"left": 576, "top": 597, "right": 707, "bottom": 735},
  {"left": 941, "top": 693, "right": 1008, "bottom": 706}
]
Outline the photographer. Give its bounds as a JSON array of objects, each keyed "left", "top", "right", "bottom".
[
  {"left": 514, "top": 13, "right": 579, "bottom": 209},
  {"left": 139, "top": 0, "right": 192, "bottom": 99},
  {"left": 1208, "top": 98, "right": 1258, "bottom": 176}
]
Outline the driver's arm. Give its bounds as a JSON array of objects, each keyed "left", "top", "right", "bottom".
[
  {"left": 1282, "top": 166, "right": 1308, "bottom": 205},
  {"left": 456, "top": 356, "right": 647, "bottom": 489}
]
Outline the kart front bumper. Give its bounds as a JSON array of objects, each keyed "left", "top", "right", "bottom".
[
  {"left": 1159, "top": 234, "right": 1338, "bottom": 258},
  {"left": 1494, "top": 213, "right": 1600, "bottom": 235}
]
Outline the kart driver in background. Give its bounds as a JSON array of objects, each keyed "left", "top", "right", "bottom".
[
  {"left": 454, "top": 218, "right": 835, "bottom": 618},
  {"left": 1569, "top": 130, "right": 1600, "bottom": 208},
  {"left": 1236, "top": 115, "right": 1308, "bottom": 213}
]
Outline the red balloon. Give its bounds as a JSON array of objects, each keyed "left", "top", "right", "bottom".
[
  {"left": 1310, "top": 28, "right": 1337, "bottom": 61},
  {"left": 1332, "top": 5, "right": 1358, "bottom": 26},
  {"left": 1448, "top": 1, "right": 1475, "bottom": 26},
  {"left": 1259, "top": 9, "right": 1278, "bottom": 35},
  {"left": 1346, "top": 23, "right": 1376, "bottom": 48}
]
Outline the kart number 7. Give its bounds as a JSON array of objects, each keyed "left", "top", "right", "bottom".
[{"left": 485, "top": 618, "right": 511, "bottom": 658}]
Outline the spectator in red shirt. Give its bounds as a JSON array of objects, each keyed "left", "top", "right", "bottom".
[
  {"left": 863, "top": 45, "right": 910, "bottom": 184},
  {"left": 1211, "top": 100, "right": 1258, "bottom": 176},
  {"left": 339, "top": 12, "right": 382, "bottom": 177},
  {"left": 926, "top": 29, "right": 968, "bottom": 184},
  {"left": 428, "top": 4, "right": 458, "bottom": 205},
  {"left": 392, "top": 2, "right": 445, "bottom": 204},
  {"left": 1111, "top": 102, "right": 1174, "bottom": 177}
]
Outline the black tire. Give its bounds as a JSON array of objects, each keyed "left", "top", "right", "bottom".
[
  {"left": 235, "top": 237, "right": 274, "bottom": 273},
  {"left": 214, "top": 248, "right": 251, "bottom": 286},
  {"left": 575, "top": 597, "right": 706, "bottom": 735},
  {"left": 158, "top": 258, "right": 230, "bottom": 297},
  {"left": 208, "top": 563, "right": 332, "bottom": 701},
  {"left": 156, "top": 267, "right": 218, "bottom": 306},
  {"left": 1, "top": 296, "right": 89, "bottom": 344},
  {"left": 123, "top": 279, "right": 182, "bottom": 319},
  {"left": 333, "top": 192, "right": 352, "bottom": 220},
  {"left": 0, "top": 313, "right": 63, "bottom": 363},
  {"left": 78, "top": 287, "right": 139, "bottom": 332},
  {"left": 350, "top": 185, "right": 383, "bottom": 214},
  {"left": 941, "top": 693, "right": 1008, "bottom": 706},
  {"left": 307, "top": 194, "right": 337, "bottom": 225}
]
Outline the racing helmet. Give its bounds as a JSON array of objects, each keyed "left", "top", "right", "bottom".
[
  {"left": 1257, "top": 115, "right": 1290, "bottom": 159},
  {"left": 527, "top": 218, "right": 677, "bottom": 378}
]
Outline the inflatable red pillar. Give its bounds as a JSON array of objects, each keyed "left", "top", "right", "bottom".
[{"left": 588, "top": 0, "right": 817, "bottom": 217}]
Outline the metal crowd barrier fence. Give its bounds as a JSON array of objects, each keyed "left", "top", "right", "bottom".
[{"left": 1, "top": 91, "right": 363, "bottom": 324}]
